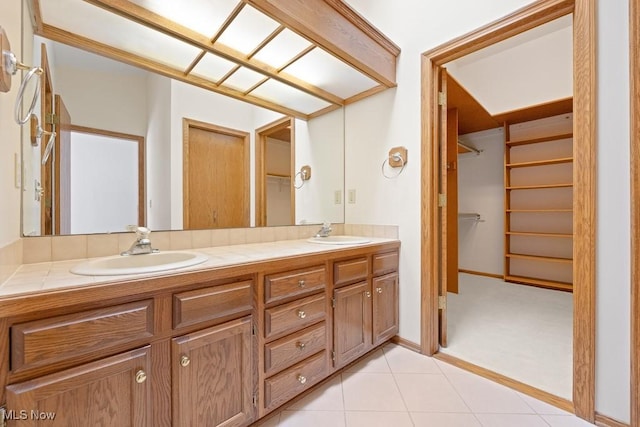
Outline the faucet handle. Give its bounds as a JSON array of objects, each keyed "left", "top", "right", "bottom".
[{"left": 126, "top": 225, "right": 151, "bottom": 238}]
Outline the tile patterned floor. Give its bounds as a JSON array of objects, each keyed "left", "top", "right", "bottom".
[{"left": 258, "top": 343, "right": 595, "bottom": 427}]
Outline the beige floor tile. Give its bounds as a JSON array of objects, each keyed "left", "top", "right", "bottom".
[
  {"left": 541, "top": 415, "right": 597, "bottom": 426},
  {"left": 394, "top": 373, "right": 470, "bottom": 413},
  {"left": 279, "top": 410, "right": 345, "bottom": 427},
  {"left": 517, "top": 392, "right": 571, "bottom": 415},
  {"left": 474, "top": 413, "right": 549, "bottom": 427},
  {"left": 345, "top": 411, "right": 413, "bottom": 427},
  {"left": 447, "top": 373, "right": 535, "bottom": 414},
  {"left": 344, "top": 349, "right": 390, "bottom": 373},
  {"left": 341, "top": 372, "right": 405, "bottom": 411},
  {"left": 287, "top": 376, "right": 344, "bottom": 411},
  {"left": 434, "top": 359, "right": 472, "bottom": 376},
  {"left": 411, "top": 412, "right": 482, "bottom": 427},
  {"left": 383, "top": 344, "right": 441, "bottom": 374}
]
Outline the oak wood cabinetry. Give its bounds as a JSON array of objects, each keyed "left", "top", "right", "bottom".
[{"left": 0, "top": 240, "right": 399, "bottom": 426}]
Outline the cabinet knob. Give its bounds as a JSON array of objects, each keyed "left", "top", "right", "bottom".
[
  {"left": 296, "top": 341, "right": 306, "bottom": 350},
  {"left": 135, "top": 370, "right": 147, "bottom": 384},
  {"left": 298, "top": 280, "right": 306, "bottom": 288},
  {"left": 180, "top": 355, "right": 191, "bottom": 367},
  {"left": 365, "top": 291, "right": 371, "bottom": 298},
  {"left": 297, "top": 310, "right": 306, "bottom": 319},
  {"left": 376, "top": 287, "right": 383, "bottom": 294},
  {"left": 297, "top": 375, "right": 307, "bottom": 384}
]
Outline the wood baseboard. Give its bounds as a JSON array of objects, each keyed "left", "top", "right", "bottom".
[
  {"left": 595, "top": 413, "right": 630, "bottom": 427},
  {"left": 458, "top": 269, "right": 503, "bottom": 279},
  {"left": 390, "top": 335, "right": 421, "bottom": 353},
  {"left": 433, "top": 352, "right": 574, "bottom": 413}
]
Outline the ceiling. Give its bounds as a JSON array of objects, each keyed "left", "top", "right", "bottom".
[{"left": 30, "top": 0, "right": 400, "bottom": 119}]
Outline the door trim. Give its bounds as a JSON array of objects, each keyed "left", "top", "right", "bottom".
[
  {"left": 182, "top": 118, "right": 250, "bottom": 229},
  {"left": 420, "top": 0, "right": 596, "bottom": 421},
  {"left": 254, "top": 116, "right": 295, "bottom": 227},
  {"left": 631, "top": 0, "right": 639, "bottom": 424},
  {"left": 69, "top": 125, "right": 146, "bottom": 227}
]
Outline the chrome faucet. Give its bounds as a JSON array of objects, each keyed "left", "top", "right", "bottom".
[
  {"left": 121, "top": 226, "right": 158, "bottom": 256},
  {"left": 315, "top": 222, "right": 332, "bottom": 238}
]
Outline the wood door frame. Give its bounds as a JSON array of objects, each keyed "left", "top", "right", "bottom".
[
  {"left": 39, "top": 43, "right": 53, "bottom": 235},
  {"left": 420, "top": 0, "right": 596, "bottom": 421},
  {"left": 255, "top": 116, "right": 295, "bottom": 227},
  {"left": 182, "top": 118, "right": 250, "bottom": 229},
  {"left": 631, "top": 0, "right": 639, "bottom": 424},
  {"left": 68, "top": 125, "right": 146, "bottom": 227}
]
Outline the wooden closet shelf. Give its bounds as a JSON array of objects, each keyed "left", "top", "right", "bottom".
[
  {"left": 506, "top": 157, "right": 573, "bottom": 168},
  {"left": 506, "top": 253, "right": 573, "bottom": 263},
  {"left": 506, "top": 132, "right": 573, "bottom": 146},
  {"left": 506, "top": 183, "right": 573, "bottom": 190},
  {"left": 266, "top": 173, "right": 291, "bottom": 179},
  {"left": 507, "top": 209, "right": 572, "bottom": 213},
  {"left": 507, "top": 231, "right": 573, "bottom": 238},
  {"left": 505, "top": 275, "right": 573, "bottom": 292}
]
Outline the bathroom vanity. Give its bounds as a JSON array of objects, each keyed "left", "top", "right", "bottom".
[{"left": 0, "top": 239, "right": 399, "bottom": 426}]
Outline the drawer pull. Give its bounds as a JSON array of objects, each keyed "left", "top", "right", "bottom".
[
  {"left": 297, "top": 310, "right": 307, "bottom": 319},
  {"left": 364, "top": 291, "right": 371, "bottom": 298},
  {"left": 180, "top": 355, "right": 191, "bottom": 367},
  {"left": 297, "top": 375, "right": 307, "bottom": 384},
  {"left": 298, "top": 280, "right": 306, "bottom": 288},
  {"left": 296, "top": 342, "right": 306, "bottom": 350},
  {"left": 376, "top": 287, "right": 383, "bottom": 294},
  {"left": 135, "top": 370, "right": 147, "bottom": 384}
]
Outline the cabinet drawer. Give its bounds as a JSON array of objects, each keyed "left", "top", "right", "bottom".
[
  {"left": 264, "top": 322, "right": 326, "bottom": 376},
  {"left": 11, "top": 300, "right": 154, "bottom": 372},
  {"left": 173, "top": 280, "right": 252, "bottom": 329},
  {"left": 334, "top": 257, "right": 368, "bottom": 287},
  {"left": 265, "top": 293, "right": 326, "bottom": 339},
  {"left": 373, "top": 251, "right": 399, "bottom": 276},
  {"left": 265, "top": 266, "right": 326, "bottom": 305},
  {"left": 264, "top": 351, "right": 327, "bottom": 412}
]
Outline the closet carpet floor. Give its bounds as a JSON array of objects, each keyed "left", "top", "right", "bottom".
[
  {"left": 441, "top": 273, "right": 573, "bottom": 399},
  {"left": 258, "top": 343, "right": 592, "bottom": 427}
]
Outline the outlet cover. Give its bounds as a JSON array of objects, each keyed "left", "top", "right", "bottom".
[
  {"left": 348, "top": 189, "right": 356, "bottom": 204},
  {"left": 334, "top": 190, "right": 342, "bottom": 204}
]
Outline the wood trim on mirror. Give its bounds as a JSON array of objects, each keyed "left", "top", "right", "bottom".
[{"left": 631, "top": 0, "right": 639, "bottom": 423}]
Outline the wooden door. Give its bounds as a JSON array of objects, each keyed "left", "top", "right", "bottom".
[
  {"left": 54, "top": 95, "right": 71, "bottom": 235},
  {"left": 439, "top": 68, "right": 449, "bottom": 347},
  {"left": 372, "top": 273, "right": 399, "bottom": 346},
  {"left": 446, "top": 108, "right": 459, "bottom": 293},
  {"left": 172, "top": 317, "right": 254, "bottom": 427},
  {"left": 6, "top": 346, "right": 151, "bottom": 426},
  {"left": 183, "top": 119, "right": 249, "bottom": 229},
  {"left": 333, "top": 281, "right": 372, "bottom": 368}
]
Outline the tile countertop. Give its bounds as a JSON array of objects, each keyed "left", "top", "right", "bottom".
[{"left": 0, "top": 237, "right": 398, "bottom": 298}]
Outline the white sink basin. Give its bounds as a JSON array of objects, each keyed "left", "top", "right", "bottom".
[
  {"left": 70, "top": 251, "right": 208, "bottom": 276},
  {"left": 306, "top": 235, "right": 371, "bottom": 245}
]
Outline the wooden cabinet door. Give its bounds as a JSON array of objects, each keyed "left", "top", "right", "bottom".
[
  {"left": 172, "top": 317, "right": 254, "bottom": 427},
  {"left": 333, "top": 281, "right": 372, "bottom": 369},
  {"left": 6, "top": 346, "right": 152, "bottom": 427},
  {"left": 372, "top": 273, "right": 400, "bottom": 347}
]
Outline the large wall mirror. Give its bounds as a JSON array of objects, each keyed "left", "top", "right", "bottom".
[{"left": 20, "top": 0, "right": 348, "bottom": 236}]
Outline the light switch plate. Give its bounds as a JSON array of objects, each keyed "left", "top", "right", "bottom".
[
  {"left": 14, "top": 153, "right": 21, "bottom": 188},
  {"left": 348, "top": 189, "right": 356, "bottom": 204},
  {"left": 334, "top": 190, "right": 342, "bottom": 204}
]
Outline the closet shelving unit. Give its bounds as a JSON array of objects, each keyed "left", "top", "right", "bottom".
[{"left": 504, "top": 125, "right": 574, "bottom": 292}]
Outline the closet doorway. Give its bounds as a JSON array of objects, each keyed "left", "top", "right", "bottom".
[{"left": 421, "top": 0, "right": 596, "bottom": 422}]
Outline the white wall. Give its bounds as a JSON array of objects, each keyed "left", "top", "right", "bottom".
[
  {"left": 457, "top": 128, "right": 504, "bottom": 275},
  {"left": 344, "top": 0, "right": 630, "bottom": 422},
  {"left": 595, "top": 0, "right": 630, "bottom": 422},
  {"left": 0, "top": 0, "right": 24, "bottom": 247},
  {"left": 265, "top": 138, "right": 292, "bottom": 226}
]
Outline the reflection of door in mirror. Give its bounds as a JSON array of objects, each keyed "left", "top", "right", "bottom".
[
  {"left": 255, "top": 117, "right": 294, "bottom": 227},
  {"left": 183, "top": 119, "right": 249, "bottom": 230},
  {"left": 39, "top": 44, "right": 53, "bottom": 235},
  {"left": 67, "top": 126, "right": 144, "bottom": 234}
]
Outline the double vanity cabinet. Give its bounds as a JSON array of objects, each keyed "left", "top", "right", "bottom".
[{"left": 0, "top": 240, "right": 399, "bottom": 426}]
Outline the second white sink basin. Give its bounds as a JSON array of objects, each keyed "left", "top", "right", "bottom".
[
  {"left": 307, "top": 235, "right": 371, "bottom": 245},
  {"left": 70, "top": 251, "right": 208, "bottom": 276}
]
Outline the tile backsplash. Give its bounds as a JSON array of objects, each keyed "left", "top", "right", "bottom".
[{"left": 17, "top": 224, "right": 398, "bottom": 265}]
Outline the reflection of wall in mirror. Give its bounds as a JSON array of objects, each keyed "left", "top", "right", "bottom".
[{"left": 266, "top": 137, "right": 291, "bottom": 226}]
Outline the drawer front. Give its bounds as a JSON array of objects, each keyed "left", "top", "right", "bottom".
[
  {"left": 264, "top": 293, "right": 326, "bottom": 339},
  {"left": 264, "top": 322, "right": 326, "bottom": 376},
  {"left": 11, "top": 300, "right": 154, "bottom": 372},
  {"left": 373, "top": 251, "right": 399, "bottom": 276},
  {"left": 265, "top": 266, "right": 326, "bottom": 305},
  {"left": 264, "top": 351, "right": 327, "bottom": 412},
  {"left": 334, "top": 257, "right": 368, "bottom": 287},
  {"left": 173, "top": 280, "right": 252, "bottom": 329}
]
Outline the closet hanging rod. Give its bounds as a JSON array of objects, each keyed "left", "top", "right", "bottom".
[{"left": 457, "top": 140, "right": 482, "bottom": 155}]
